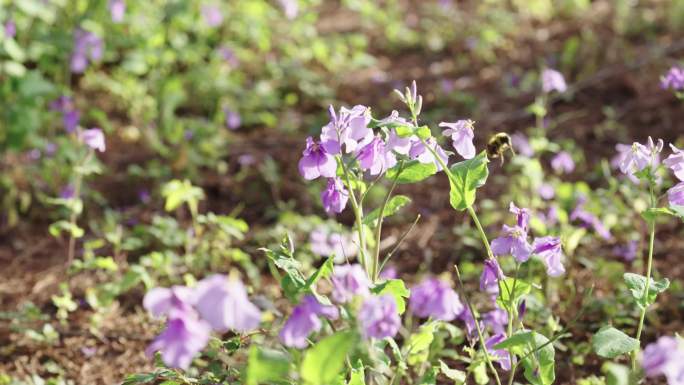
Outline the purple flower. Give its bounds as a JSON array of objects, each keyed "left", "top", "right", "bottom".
[
  {"left": 538, "top": 183, "right": 555, "bottom": 200},
  {"left": 620, "top": 137, "right": 663, "bottom": 176},
  {"left": 277, "top": 0, "right": 299, "bottom": 19},
  {"left": 410, "top": 278, "right": 464, "bottom": 321},
  {"left": 486, "top": 333, "right": 512, "bottom": 371},
  {"left": 60, "top": 184, "right": 76, "bottom": 200},
  {"left": 143, "top": 286, "right": 195, "bottom": 318},
  {"left": 571, "top": 196, "right": 612, "bottom": 240},
  {"left": 664, "top": 144, "right": 684, "bottom": 181},
  {"left": 408, "top": 137, "right": 449, "bottom": 171},
  {"left": 532, "top": 236, "right": 565, "bottom": 277},
  {"left": 642, "top": 336, "right": 684, "bottom": 383},
  {"left": 320, "top": 178, "right": 349, "bottom": 214},
  {"left": 668, "top": 182, "right": 684, "bottom": 206},
  {"left": 4, "top": 20, "right": 15, "bottom": 39},
  {"left": 661, "top": 66, "right": 684, "bottom": 91},
  {"left": 483, "top": 307, "right": 508, "bottom": 335},
  {"left": 320, "top": 105, "right": 372, "bottom": 155},
  {"left": 309, "top": 228, "right": 357, "bottom": 263},
  {"left": 480, "top": 258, "right": 503, "bottom": 295},
  {"left": 358, "top": 136, "right": 396, "bottom": 175},
  {"left": 379, "top": 265, "right": 398, "bottom": 280},
  {"left": 298, "top": 137, "right": 337, "bottom": 180},
  {"left": 51, "top": 96, "right": 81, "bottom": 133},
  {"left": 541, "top": 68, "right": 567, "bottom": 93},
  {"left": 192, "top": 275, "right": 261, "bottom": 333},
  {"left": 145, "top": 309, "right": 211, "bottom": 370},
  {"left": 224, "top": 108, "right": 241, "bottom": 130},
  {"left": 509, "top": 202, "right": 530, "bottom": 231},
  {"left": 511, "top": 133, "right": 534, "bottom": 157},
  {"left": 79, "top": 128, "right": 106, "bottom": 152},
  {"left": 201, "top": 4, "right": 223, "bottom": 27},
  {"left": 279, "top": 295, "right": 339, "bottom": 348},
  {"left": 109, "top": 0, "right": 126, "bottom": 23},
  {"left": 386, "top": 128, "right": 413, "bottom": 156},
  {"left": 458, "top": 307, "right": 481, "bottom": 340},
  {"left": 331, "top": 264, "right": 370, "bottom": 303},
  {"left": 71, "top": 29, "right": 103, "bottom": 73},
  {"left": 359, "top": 295, "right": 401, "bottom": 339},
  {"left": 491, "top": 224, "right": 532, "bottom": 262},
  {"left": 440, "top": 120, "right": 475, "bottom": 159},
  {"left": 551, "top": 151, "right": 575, "bottom": 174},
  {"left": 218, "top": 46, "right": 239, "bottom": 67},
  {"left": 613, "top": 240, "right": 638, "bottom": 262}
]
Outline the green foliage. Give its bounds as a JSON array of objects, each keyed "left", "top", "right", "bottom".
[
  {"left": 371, "top": 279, "right": 410, "bottom": 314},
  {"left": 591, "top": 326, "right": 640, "bottom": 358},
  {"left": 386, "top": 161, "right": 437, "bottom": 184},
  {"left": 406, "top": 322, "right": 437, "bottom": 366},
  {"left": 496, "top": 277, "right": 531, "bottom": 313},
  {"left": 161, "top": 179, "right": 204, "bottom": 213},
  {"left": 448, "top": 151, "right": 489, "bottom": 211},
  {"left": 623, "top": 273, "right": 669, "bottom": 309},
  {"left": 301, "top": 332, "right": 358, "bottom": 385},
  {"left": 494, "top": 331, "right": 555, "bottom": 385},
  {"left": 363, "top": 195, "right": 411, "bottom": 226},
  {"left": 245, "top": 346, "right": 290, "bottom": 385}
]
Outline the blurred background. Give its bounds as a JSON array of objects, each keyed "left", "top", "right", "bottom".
[{"left": 1, "top": 0, "right": 683, "bottom": 383}]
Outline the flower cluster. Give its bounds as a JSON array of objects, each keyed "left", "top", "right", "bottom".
[
  {"left": 661, "top": 66, "right": 684, "bottom": 91},
  {"left": 492, "top": 202, "right": 566, "bottom": 277},
  {"left": 642, "top": 336, "right": 684, "bottom": 385},
  {"left": 71, "top": 29, "right": 103, "bottom": 74},
  {"left": 143, "top": 275, "right": 261, "bottom": 369}
]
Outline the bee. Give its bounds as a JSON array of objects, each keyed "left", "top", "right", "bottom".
[{"left": 486, "top": 133, "right": 515, "bottom": 165}]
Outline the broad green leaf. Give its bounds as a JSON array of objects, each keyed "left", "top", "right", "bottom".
[
  {"left": 371, "top": 279, "right": 410, "bottom": 314},
  {"left": 448, "top": 151, "right": 489, "bottom": 211},
  {"left": 161, "top": 179, "right": 204, "bottom": 212},
  {"left": 245, "top": 346, "right": 290, "bottom": 385},
  {"left": 641, "top": 207, "right": 675, "bottom": 222},
  {"left": 347, "top": 360, "right": 365, "bottom": 385},
  {"left": 592, "top": 326, "right": 640, "bottom": 358},
  {"left": 495, "top": 278, "right": 531, "bottom": 313},
  {"left": 623, "top": 273, "right": 669, "bottom": 309},
  {"left": 439, "top": 360, "right": 466, "bottom": 384},
  {"left": 407, "top": 322, "right": 437, "bottom": 366},
  {"left": 301, "top": 332, "right": 358, "bottom": 385},
  {"left": 418, "top": 366, "right": 437, "bottom": 385},
  {"left": 602, "top": 362, "right": 631, "bottom": 385},
  {"left": 386, "top": 161, "right": 437, "bottom": 184},
  {"left": 363, "top": 195, "right": 411, "bottom": 226},
  {"left": 472, "top": 361, "right": 489, "bottom": 385},
  {"left": 305, "top": 257, "right": 335, "bottom": 290}
]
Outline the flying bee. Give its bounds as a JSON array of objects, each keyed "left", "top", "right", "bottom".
[{"left": 486, "top": 132, "right": 515, "bottom": 165}]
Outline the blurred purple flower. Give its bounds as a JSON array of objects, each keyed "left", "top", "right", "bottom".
[
  {"left": 491, "top": 224, "right": 532, "bottom": 263},
  {"left": 571, "top": 196, "right": 612, "bottom": 240},
  {"left": 309, "top": 228, "right": 357, "bottom": 263},
  {"left": 224, "top": 108, "right": 241, "bottom": 130},
  {"left": 359, "top": 295, "right": 401, "bottom": 339},
  {"left": 193, "top": 275, "right": 261, "bottom": 333},
  {"left": 480, "top": 258, "right": 503, "bottom": 295},
  {"left": 441, "top": 79, "right": 455, "bottom": 94},
  {"left": 71, "top": 29, "right": 103, "bottom": 73},
  {"left": 218, "top": 46, "right": 239, "bottom": 67},
  {"left": 410, "top": 277, "right": 464, "bottom": 321},
  {"left": 145, "top": 309, "right": 211, "bottom": 370},
  {"left": 379, "top": 265, "right": 398, "bottom": 280},
  {"left": 541, "top": 68, "right": 567, "bottom": 93},
  {"left": 4, "top": 20, "right": 15, "bottom": 38},
  {"left": 511, "top": 133, "right": 533, "bottom": 157},
  {"left": 143, "top": 286, "right": 195, "bottom": 318},
  {"left": 642, "top": 336, "right": 684, "bottom": 383},
  {"left": 279, "top": 295, "right": 338, "bottom": 348},
  {"left": 386, "top": 128, "right": 413, "bottom": 156},
  {"left": 201, "top": 4, "right": 223, "bottom": 27},
  {"left": 331, "top": 264, "right": 370, "bottom": 303},
  {"left": 80, "top": 346, "right": 97, "bottom": 357},
  {"left": 320, "top": 105, "right": 372, "bottom": 155},
  {"left": 45, "top": 142, "right": 57, "bottom": 156},
  {"left": 538, "top": 183, "right": 555, "bottom": 200},
  {"left": 139, "top": 189, "right": 151, "bottom": 204},
  {"left": 298, "top": 137, "right": 337, "bottom": 180},
  {"left": 60, "top": 184, "right": 76, "bottom": 200},
  {"left": 409, "top": 137, "right": 449, "bottom": 171},
  {"left": 661, "top": 66, "right": 684, "bottom": 91},
  {"left": 668, "top": 182, "right": 684, "bottom": 206},
  {"left": 613, "top": 240, "right": 638, "bottom": 262},
  {"left": 321, "top": 177, "right": 349, "bottom": 214},
  {"left": 109, "top": 0, "right": 125, "bottom": 23},
  {"left": 79, "top": 128, "right": 106, "bottom": 152},
  {"left": 277, "top": 0, "right": 299, "bottom": 20},
  {"left": 440, "top": 120, "right": 475, "bottom": 159},
  {"left": 518, "top": 300, "right": 527, "bottom": 319},
  {"left": 664, "top": 144, "right": 684, "bottom": 181},
  {"left": 551, "top": 151, "right": 575, "bottom": 174},
  {"left": 486, "top": 333, "right": 512, "bottom": 371},
  {"left": 458, "top": 307, "right": 481, "bottom": 340},
  {"left": 532, "top": 236, "right": 565, "bottom": 277},
  {"left": 358, "top": 136, "right": 396, "bottom": 175},
  {"left": 483, "top": 306, "right": 508, "bottom": 335},
  {"left": 620, "top": 137, "right": 663, "bottom": 176},
  {"left": 51, "top": 96, "right": 80, "bottom": 133},
  {"left": 238, "top": 154, "right": 256, "bottom": 166},
  {"left": 509, "top": 202, "right": 530, "bottom": 231}
]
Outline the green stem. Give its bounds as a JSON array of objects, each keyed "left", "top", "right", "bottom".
[
  {"left": 506, "top": 264, "right": 521, "bottom": 385},
  {"left": 372, "top": 161, "right": 403, "bottom": 281},
  {"left": 339, "top": 157, "right": 368, "bottom": 274}
]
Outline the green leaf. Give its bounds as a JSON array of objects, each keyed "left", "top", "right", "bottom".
[
  {"left": 386, "top": 161, "right": 437, "bottom": 184},
  {"left": 493, "top": 331, "right": 555, "bottom": 385},
  {"left": 448, "top": 151, "right": 489, "bottom": 211},
  {"left": 347, "top": 360, "right": 365, "bottom": 385},
  {"left": 592, "top": 326, "right": 640, "bottom": 358},
  {"left": 301, "top": 332, "right": 358, "bottom": 385},
  {"left": 406, "top": 322, "right": 437, "bottom": 366},
  {"left": 363, "top": 195, "right": 411, "bottom": 226},
  {"left": 415, "top": 126, "right": 432, "bottom": 140},
  {"left": 418, "top": 366, "right": 437, "bottom": 385},
  {"left": 641, "top": 207, "right": 675, "bottom": 222},
  {"left": 602, "top": 362, "right": 631, "bottom": 385},
  {"left": 371, "top": 279, "right": 410, "bottom": 314},
  {"left": 495, "top": 278, "right": 531, "bottom": 313},
  {"left": 245, "top": 346, "right": 290, "bottom": 385},
  {"left": 623, "top": 273, "right": 669, "bottom": 309},
  {"left": 161, "top": 179, "right": 204, "bottom": 212},
  {"left": 305, "top": 257, "right": 335, "bottom": 290},
  {"left": 439, "top": 360, "right": 466, "bottom": 384}
]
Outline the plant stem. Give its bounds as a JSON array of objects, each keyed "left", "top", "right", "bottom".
[
  {"left": 66, "top": 145, "right": 90, "bottom": 265},
  {"left": 372, "top": 161, "right": 403, "bottom": 281},
  {"left": 339, "top": 157, "right": 368, "bottom": 274}
]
